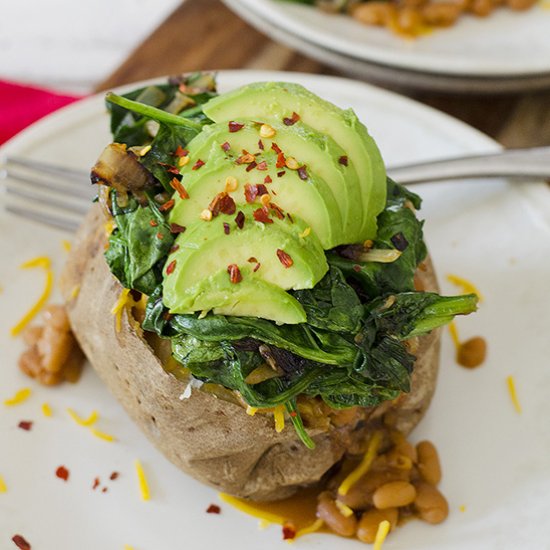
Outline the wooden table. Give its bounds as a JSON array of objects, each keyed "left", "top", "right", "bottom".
[{"left": 96, "top": 0, "right": 550, "bottom": 149}]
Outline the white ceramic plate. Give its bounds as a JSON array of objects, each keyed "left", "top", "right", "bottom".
[
  {"left": 225, "top": 0, "right": 550, "bottom": 78},
  {"left": 1, "top": 71, "right": 549, "bottom": 549}
]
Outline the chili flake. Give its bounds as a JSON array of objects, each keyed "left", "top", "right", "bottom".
[
  {"left": 235, "top": 210, "right": 245, "bottom": 229},
  {"left": 256, "top": 161, "right": 268, "bottom": 171},
  {"left": 264, "top": 175, "right": 272, "bottom": 184},
  {"left": 289, "top": 411, "right": 297, "bottom": 418},
  {"left": 192, "top": 159, "right": 205, "bottom": 171},
  {"left": 56, "top": 466, "right": 69, "bottom": 481},
  {"left": 339, "top": 155, "right": 349, "bottom": 166},
  {"left": 221, "top": 141, "right": 231, "bottom": 152},
  {"left": 283, "top": 112, "right": 300, "bottom": 126},
  {"left": 223, "top": 222, "right": 231, "bottom": 235},
  {"left": 92, "top": 477, "right": 100, "bottom": 490},
  {"left": 353, "top": 264, "right": 362, "bottom": 273},
  {"left": 269, "top": 203, "right": 285, "bottom": 219},
  {"left": 174, "top": 145, "right": 188, "bottom": 158},
  {"left": 11, "top": 535, "right": 31, "bottom": 550},
  {"left": 156, "top": 232, "right": 164, "bottom": 240},
  {"left": 170, "top": 177, "right": 189, "bottom": 199},
  {"left": 253, "top": 207, "right": 273, "bottom": 224},
  {"left": 158, "top": 162, "right": 180, "bottom": 175},
  {"left": 170, "top": 244, "right": 180, "bottom": 254},
  {"left": 276, "top": 152, "right": 286, "bottom": 169},
  {"left": 253, "top": 262, "right": 261, "bottom": 272},
  {"left": 258, "top": 139, "right": 264, "bottom": 150},
  {"left": 236, "top": 151, "right": 256, "bottom": 165},
  {"left": 166, "top": 260, "right": 177, "bottom": 275},
  {"left": 18, "top": 421, "right": 32, "bottom": 431},
  {"left": 287, "top": 213, "right": 294, "bottom": 223},
  {"left": 149, "top": 220, "right": 158, "bottom": 227},
  {"left": 244, "top": 183, "right": 268, "bottom": 203},
  {"left": 228, "top": 121, "right": 244, "bottom": 133},
  {"left": 110, "top": 472, "right": 119, "bottom": 481},
  {"left": 282, "top": 523, "right": 297, "bottom": 541},
  {"left": 159, "top": 199, "right": 175, "bottom": 212},
  {"left": 206, "top": 504, "right": 221, "bottom": 514},
  {"left": 246, "top": 161, "right": 258, "bottom": 172},
  {"left": 227, "top": 264, "right": 242, "bottom": 284},
  {"left": 209, "top": 192, "right": 236, "bottom": 216},
  {"left": 277, "top": 171, "right": 285, "bottom": 178},
  {"left": 102, "top": 487, "right": 108, "bottom": 493},
  {"left": 297, "top": 165, "right": 308, "bottom": 181},
  {"left": 277, "top": 249, "right": 294, "bottom": 268},
  {"left": 247, "top": 257, "right": 258, "bottom": 263},
  {"left": 271, "top": 142, "right": 282, "bottom": 154},
  {"left": 170, "top": 223, "right": 186, "bottom": 234}
]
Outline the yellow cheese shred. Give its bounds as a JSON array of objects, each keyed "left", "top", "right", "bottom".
[
  {"left": 506, "top": 375, "right": 522, "bottom": 414},
  {"left": 0, "top": 475, "right": 7, "bottom": 493},
  {"left": 134, "top": 459, "right": 151, "bottom": 501},
  {"left": 373, "top": 520, "right": 391, "bottom": 550},
  {"left": 111, "top": 288, "right": 131, "bottom": 333},
  {"left": 335, "top": 500, "right": 354, "bottom": 517},
  {"left": 446, "top": 274, "right": 483, "bottom": 302},
  {"left": 459, "top": 504, "right": 467, "bottom": 513},
  {"left": 62, "top": 240, "right": 72, "bottom": 252},
  {"left": 291, "top": 519, "right": 324, "bottom": 541},
  {"left": 67, "top": 408, "right": 99, "bottom": 427},
  {"left": 10, "top": 256, "right": 53, "bottom": 336},
  {"left": 4, "top": 388, "right": 32, "bottom": 406},
  {"left": 246, "top": 406, "right": 258, "bottom": 416},
  {"left": 338, "top": 431, "right": 382, "bottom": 496},
  {"left": 41, "top": 403, "right": 53, "bottom": 417},
  {"left": 123, "top": 546, "right": 135, "bottom": 550},
  {"left": 70, "top": 285, "right": 81, "bottom": 300},
  {"left": 219, "top": 493, "right": 285, "bottom": 524},
  {"left": 273, "top": 404, "right": 285, "bottom": 433},
  {"left": 90, "top": 428, "right": 116, "bottom": 442}
]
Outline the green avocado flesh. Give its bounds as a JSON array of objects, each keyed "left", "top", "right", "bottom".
[
  {"left": 203, "top": 81, "right": 387, "bottom": 240},
  {"left": 163, "top": 204, "right": 328, "bottom": 320}
]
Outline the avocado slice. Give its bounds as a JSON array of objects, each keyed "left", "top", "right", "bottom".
[
  {"left": 186, "top": 120, "right": 363, "bottom": 241},
  {"left": 203, "top": 81, "right": 387, "bottom": 241},
  {"left": 169, "top": 266, "right": 307, "bottom": 324},
  {"left": 171, "top": 143, "right": 344, "bottom": 249},
  {"left": 163, "top": 204, "right": 328, "bottom": 318}
]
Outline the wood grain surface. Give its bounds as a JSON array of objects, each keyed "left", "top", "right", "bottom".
[{"left": 96, "top": 0, "right": 550, "bottom": 148}]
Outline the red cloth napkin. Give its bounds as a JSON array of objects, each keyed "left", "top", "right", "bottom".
[{"left": 0, "top": 80, "right": 82, "bottom": 145}]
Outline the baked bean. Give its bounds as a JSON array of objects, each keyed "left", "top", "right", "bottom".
[
  {"left": 357, "top": 508, "right": 398, "bottom": 544},
  {"left": 396, "top": 7, "right": 423, "bottom": 33},
  {"left": 506, "top": 0, "right": 536, "bottom": 9},
  {"left": 469, "top": 0, "right": 494, "bottom": 16},
  {"left": 317, "top": 491, "right": 358, "bottom": 537},
  {"left": 390, "top": 431, "right": 418, "bottom": 463},
  {"left": 417, "top": 441, "right": 442, "bottom": 485},
  {"left": 421, "top": 2, "right": 462, "bottom": 25},
  {"left": 457, "top": 336, "right": 487, "bottom": 368},
  {"left": 414, "top": 482, "right": 449, "bottom": 524},
  {"left": 352, "top": 2, "right": 397, "bottom": 25},
  {"left": 386, "top": 448, "right": 414, "bottom": 471},
  {"left": 373, "top": 481, "right": 417, "bottom": 509}
]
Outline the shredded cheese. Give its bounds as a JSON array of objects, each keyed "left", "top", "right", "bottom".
[
  {"left": 4, "top": 388, "right": 32, "bottom": 406},
  {"left": 506, "top": 375, "right": 522, "bottom": 414},
  {"left": 338, "top": 431, "right": 382, "bottom": 496},
  {"left": 246, "top": 406, "right": 258, "bottom": 416},
  {"left": 111, "top": 288, "right": 131, "bottom": 333},
  {"left": 70, "top": 285, "right": 81, "bottom": 299},
  {"left": 459, "top": 505, "right": 466, "bottom": 513},
  {"left": 291, "top": 519, "right": 324, "bottom": 541},
  {"left": 123, "top": 546, "right": 135, "bottom": 550},
  {"left": 41, "top": 403, "right": 53, "bottom": 417},
  {"left": 90, "top": 428, "right": 116, "bottom": 442},
  {"left": 62, "top": 240, "right": 72, "bottom": 252},
  {"left": 219, "top": 493, "right": 285, "bottom": 524},
  {"left": 134, "top": 460, "right": 150, "bottom": 501},
  {"left": 335, "top": 500, "right": 354, "bottom": 517},
  {"left": 10, "top": 256, "right": 53, "bottom": 336},
  {"left": 373, "top": 520, "right": 391, "bottom": 550},
  {"left": 67, "top": 408, "right": 99, "bottom": 427},
  {"left": 448, "top": 321, "right": 461, "bottom": 351},
  {"left": 447, "top": 274, "right": 483, "bottom": 302},
  {"left": 0, "top": 475, "right": 7, "bottom": 493},
  {"left": 299, "top": 227, "right": 311, "bottom": 239},
  {"left": 273, "top": 404, "right": 285, "bottom": 433}
]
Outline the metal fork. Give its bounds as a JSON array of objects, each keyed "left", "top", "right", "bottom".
[{"left": 1, "top": 146, "right": 550, "bottom": 233}]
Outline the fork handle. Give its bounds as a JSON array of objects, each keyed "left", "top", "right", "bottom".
[{"left": 387, "top": 146, "right": 550, "bottom": 185}]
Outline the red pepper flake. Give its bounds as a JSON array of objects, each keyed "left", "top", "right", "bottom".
[
  {"left": 247, "top": 257, "right": 258, "bottom": 263},
  {"left": 163, "top": 311, "right": 173, "bottom": 321},
  {"left": 264, "top": 175, "right": 272, "bottom": 184},
  {"left": 271, "top": 142, "right": 282, "bottom": 154},
  {"left": 170, "top": 244, "right": 180, "bottom": 254},
  {"left": 174, "top": 145, "right": 189, "bottom": 158},
  {"left": 253, "top": 207, "right": 273, "bottom": 224},
  {"left": 282, "top": 523, "right": 297, "bottom": 541},
  {"left": 228, "top": 121, "right": 245, "bottom": 133},
  {"left": 253, "top": 262, "right": 261, "bottom": 273},
  {"left": 221, "top": 141, "right": 231, "bottom": 152},
  {"left": 246, "top": 161, "right": 258, "bottom": 172},
  {"left": 159, "top": 199, "right": 175, "bottom": 212},
  {"left": 149, "top": 219, "right": 158, "bottom": 227},
  {"left": 209, "top": 192, "right": 236, "bottom": 216},
  {"left": 283, "top": 112, "right": 300, "bottom": 126},
  {"left": 56, "top": 466, "right": 69, "bottom": 481},
  {"left": 289, "top": 411, "right": 297, "bottom": 418},
  {"left": 11, "top": 535, "right": 31, "bottom": 550},
  {"left": 276, "top": 152, "right": 286, "bottom": 169},
  {"left": 166, "top": 260, "right": 177, "bottom": 275},
  {"left": 18, "top": 421, "right": 33, "bottom": 431},
  {"left": 269, "top": 203, "right": 285, "bottom": 220},
  {"left": 109, "top": 472, "right": 119, "bottom": 481},
  {"left": 256, "top": 161, "right": 268, "bottom": 171},
  {"left": 236, "top": 150, "right": 256, "bottom": 165},
  {"left": 102, "top": 487, "right": 108, "bottom": 493},
  {"left": 277, "top": 171, "right": 285, "bottom": 178},
  {"left": 277, "top": 249, "right": 294, "bottom": 268},
  {"left": 244, "top": 184, "right": 268, "bottom": 203},
  {"left": 223, "top": 222, "right": 230, "bottom": 235},
  {"left": 92, "top": 477, "right": 100, "bottom": 490},
  {"left": 170, "top": 223, "right": 186, "bottom": 234},
  {"left": 170, "top": 177, "right": 189, "bottom": 200},
  {"left": 258, "top": 139, "right": 264, "bottom": 150},
  {"left": 156, "top": 232, "right": 164, "bottom": 240},
  {"left": 286, "top": 213, "right": 294, "bottom": 224},
  {"left": 192, "top": 159, "right": 205, "bottom": 171},
  {"left": 227, "top": 264, "right": 242, "bottom": 284},
  {"left": 158, "top": 162, "right": 180, "bottom": 175},
  {"left": 206, "top": 504, "right": 221, "bottom": 514},
  {"left": 339, "top": 155, "right": 349, "bottom": 166},
  {"left": 353, "top": 264, "right": 362, "bottom": 273},
  {"left": 235, "top": 211, "right": 245, "bottom": 229},
  {"left": 297, "top": 165, "right": 308, "bottom": 181}
]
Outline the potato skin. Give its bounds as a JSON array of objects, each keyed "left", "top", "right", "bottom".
[{"left": 60, "top": 205, "right": 440, "bottom": 501}]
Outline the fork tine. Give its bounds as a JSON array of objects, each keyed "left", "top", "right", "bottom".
[
  {"left": 6, "top": 205, "right": 80, "bottom": 233},
  {"left": 2, "top": 170, "right": 94, "bottom": 200},
  {"left": 6, "top": 156, "right": 90, "bottom": 184},
  {"left": 5, "top": 186, "right": 90, "bottom": 216}
]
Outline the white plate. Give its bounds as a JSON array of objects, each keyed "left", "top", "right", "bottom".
[
  {"left": 1, "top": 71, "right": 549, "bottom": 549},
  {"left": 226, "top": 0, "right": 550, "bottom": 78}
]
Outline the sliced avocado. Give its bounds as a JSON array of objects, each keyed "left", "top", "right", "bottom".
[
  {"left": 203, "top": 81, "right": 387, "bottom": 241},
  {"left": 163, "top": 204, "right": 328, "bottom": 317},
  {"left": 170, "top": 266, "right": 307, "bottom": 324},
  {"left": 185, "top": 120, "right": 363, "bottom": 240},
  {"left": 171, "top": 143, "right": 344, "bottom": 249}
]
